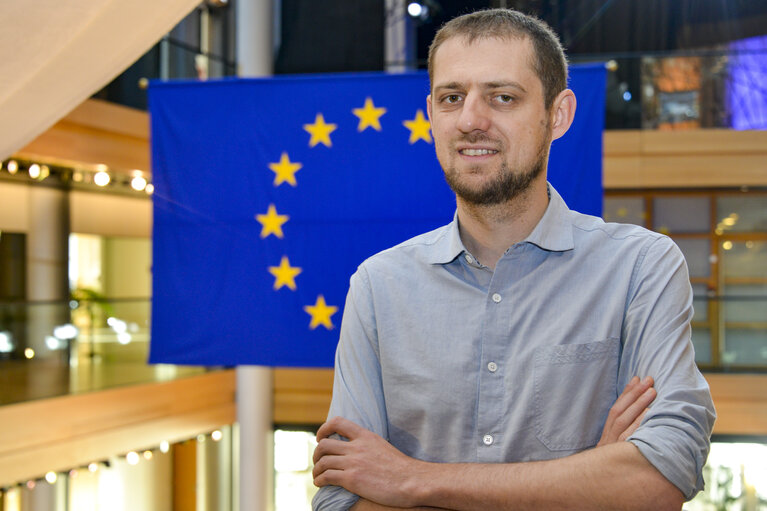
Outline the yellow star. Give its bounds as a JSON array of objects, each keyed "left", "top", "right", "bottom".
[
  {"left": 352, "top": 97, "right": 387, "bottom": 132},
  {"left": 403, "top": 109, "right": 432, "bottom": 144},
  {"left": 255, "top": 204, "right": 289, "bottom": 239},
  {"left": 303, "top": 113, "right": 338, "bottom": 148},
  {"left": 268, "top": 152, "right": 302, "bottom": 187},
  {"left": 303, "top": 295, "right": 339, "bottom": 330},
  {"left": 268, "top": 256, "right": 302, "bottom": 291}
]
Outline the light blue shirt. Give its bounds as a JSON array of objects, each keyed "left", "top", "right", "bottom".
[{"left": 313, "top": 185, "right": 715, "bottom": 510}]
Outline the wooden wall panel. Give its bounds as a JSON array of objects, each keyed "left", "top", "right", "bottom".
[
  {"left": 0, "top": 370, "right": 235, "bottom": 487},
  {"left": 273, "top": 368, "right": 333, "bottom": 425},
  {"left": 706, "top": 374, "right": 767, "bottom": 436},
  {"left": 15, "top": 99, "right": 149, "bottom": 175},
  {"left": 604, "top": 129, "right": 767, "bottom": 189}
]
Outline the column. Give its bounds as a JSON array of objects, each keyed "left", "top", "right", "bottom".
[
  {"left": 25, "top": 186, "right": 70, "bottom": 393},
  {"left": 235, "top": 1, "right": 275, "bottom": 510}
]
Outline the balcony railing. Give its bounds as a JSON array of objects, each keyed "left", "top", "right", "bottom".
[
  {"left": 573, "top": 37, "right": 767, "bottom": 130},
  {"left": 0, "top": 298, "right": 210, "bottom": 406}
]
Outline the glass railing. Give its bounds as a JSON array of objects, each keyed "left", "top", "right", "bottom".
[
  {"left": 0, "top": 298, "right": 210, "bottom": 406},
  {"left": 92, "top": 36, "right": 237, "bottom": 110},
  {"left": 572, "top": 39, "right": 767, "bottom": 130}
]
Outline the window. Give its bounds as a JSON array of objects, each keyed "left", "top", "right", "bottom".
[{"left": 604, "top": 190, "right": 767, "bottom": 370}]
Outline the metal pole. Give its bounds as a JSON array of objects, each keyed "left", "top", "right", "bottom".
[
  {"left": 235, "top": 1, "right": 275, "bottom": 510},
  {"left": 385, "top": 0, "right": 415, "bottom": 72}
]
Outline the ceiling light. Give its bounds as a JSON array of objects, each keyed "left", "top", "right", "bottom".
[
  {"left": 131, "top": 175, "right": 147, "bottom": 191},
  {"left": 0, "top": 332, "right": 13, "bottom": 353},
  {"left": 94, "top": 171, "right": 110, "bottom": 187},
  {"left": 407, "top": 2, "right": 424, "bottom": 17}
]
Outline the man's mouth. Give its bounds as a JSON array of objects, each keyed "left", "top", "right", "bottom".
[{"left": 459, "top": 148, "right": 499, "bottom": 156}]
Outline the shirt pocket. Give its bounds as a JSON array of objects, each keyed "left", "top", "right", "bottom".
[{"left": 533, "top": 338, "right": 619, "bottom": 451}]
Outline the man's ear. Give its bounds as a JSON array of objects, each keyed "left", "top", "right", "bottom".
[
  {"left": 426, "top": 94, "right": 433, "bottom": 123},
  {"left": 550, "top": 89, "right": 576, "bottom": 141}
]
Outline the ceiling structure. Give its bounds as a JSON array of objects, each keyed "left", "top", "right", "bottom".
[{"left": 0, "top": 0, "right": 200, "bottom": 161}]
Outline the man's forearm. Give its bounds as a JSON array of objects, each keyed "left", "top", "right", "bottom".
[
  {"left": 406, "top": 442, "right": 683, "bottom": 511},
  {"left": 351, "top": 499, "right": 451, "bottom": 511}
]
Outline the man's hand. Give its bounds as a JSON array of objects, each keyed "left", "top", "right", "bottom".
[
  {"left": 598, "top": 376, "right": 656, "bottom": 446},
  {"left": 313, "top": 376, "right": 657, "bottom": 509},
  {"left": 313, "top": 417, "right": 425, "bottom": 508}
]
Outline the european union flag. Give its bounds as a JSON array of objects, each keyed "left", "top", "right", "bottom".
[{"left": 148, "top": 66, "right": 605, "bottom": 367}]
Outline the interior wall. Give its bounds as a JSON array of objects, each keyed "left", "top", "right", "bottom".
[
  {"left": 110, "top": 451, "right": 173, "bottom": 511},
  {"left": 70, "top": 190, "right": 151, "bottom": 238},
  {"left": 103, "top": 237, "right": 151, "bottom": 299},
  {"left": 0, "top": 183, "right": 151, "bottom": 239},
  {"left": 0, "top": 182, "right": 30, "bottom": 232}
]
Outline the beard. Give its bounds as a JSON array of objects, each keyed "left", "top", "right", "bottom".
[{"left": 441, "top": 130, "right": 551, "bottom": 206}]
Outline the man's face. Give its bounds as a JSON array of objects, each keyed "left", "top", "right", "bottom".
[{"left": 427, "top": 36, "right": 553, "bottom": 205}]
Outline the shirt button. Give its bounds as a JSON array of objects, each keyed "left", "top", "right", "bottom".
[
  {"left": 487, "top": 361, "right": 498, "bottom": 372},
  {"left": 492, "top": 293, "right": 502, "bottom": 303},
  {"left": 465, "top": 254, "right": 473, "bottom": 264},
  {"left": 483, "top": 434, "right": 494, "bottom": 446}
]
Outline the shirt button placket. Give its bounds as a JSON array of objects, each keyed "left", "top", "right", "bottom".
[{"left": 480, "top": 288, "right": 503, "bottom": 457}]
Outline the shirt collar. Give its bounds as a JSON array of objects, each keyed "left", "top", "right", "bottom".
[
  {"left": 427, "top": 183, "right": 575, "bottom": 265},
  {"left": 427, "top": 211, "right": 467, "bottom": 265},
  {"left": 524, "top": 184, "right": 575, "bottom": 252}
]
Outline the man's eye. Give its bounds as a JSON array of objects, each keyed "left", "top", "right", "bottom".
[
  {"left": 496, "top": 94, "right": 514, "bottom": 104},
  {"left": 443, "top": 94, "right": 462, "bottom": 104}
]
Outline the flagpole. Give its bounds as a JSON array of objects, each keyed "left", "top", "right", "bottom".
[{"left": 236, "top": 1, "right": 275, "bottom": 510}]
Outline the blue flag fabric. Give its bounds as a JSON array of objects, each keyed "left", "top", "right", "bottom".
[{"left": 148, "top": 66, "right": 605, "bottom": 367}]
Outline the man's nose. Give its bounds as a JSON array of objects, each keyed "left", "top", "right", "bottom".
[{"left": 457, "top": 95, "right": 491, "bottom": 133}]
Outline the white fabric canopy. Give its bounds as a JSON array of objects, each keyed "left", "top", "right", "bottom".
[{"left": 0, "top": 0, "right": 201, "bottom": 161}]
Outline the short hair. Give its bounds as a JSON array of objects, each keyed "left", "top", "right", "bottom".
[{"left": 427, "top": 8, "right": 568, "bottom": 109}]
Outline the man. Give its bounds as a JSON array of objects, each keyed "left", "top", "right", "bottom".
[{"left": 312, "top": 8, "right": 715, "bottom": 510}]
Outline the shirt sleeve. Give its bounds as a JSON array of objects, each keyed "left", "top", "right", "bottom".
[
  {"left": 312, "top": 266, "right": 388, "bottom": 511},
  {"left": 621, "top": 235, "right": 716, "bottom": 500}
]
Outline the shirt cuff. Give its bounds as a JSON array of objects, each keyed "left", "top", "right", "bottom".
[{"left": 312, "top": 485, "right": 360, "bottom": 511}]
